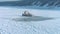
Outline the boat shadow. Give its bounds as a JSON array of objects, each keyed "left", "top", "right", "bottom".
[{"left": 12, "top": 16, "right": 54, "bottom": 22}]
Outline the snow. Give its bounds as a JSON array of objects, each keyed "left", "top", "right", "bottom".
[{"left": 0, "top": 7, "right": 60, "bottom": 34}]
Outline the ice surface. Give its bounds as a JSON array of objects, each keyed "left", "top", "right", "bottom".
[{"left": 0, "top": 7, "right": 60, "bottom": 34}]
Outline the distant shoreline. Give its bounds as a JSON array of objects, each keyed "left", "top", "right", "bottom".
[{"left": 0, "top": 6, "right": 60, "bottom": 11}]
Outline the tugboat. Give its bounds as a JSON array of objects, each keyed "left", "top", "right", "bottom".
[{"left": 22, "top": 11, "right": 32, "bottom": 17}]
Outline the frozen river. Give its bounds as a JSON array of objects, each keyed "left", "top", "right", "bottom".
[{"left": 0, "top": 7, "right": 60, "bottom": 34}]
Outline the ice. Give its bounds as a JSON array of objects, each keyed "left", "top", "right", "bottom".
[{"left": 0, "top": 7, "right": 60, "bottom": 34}]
